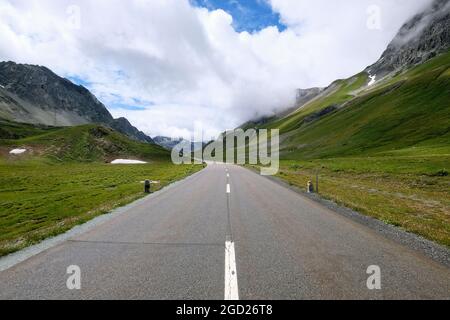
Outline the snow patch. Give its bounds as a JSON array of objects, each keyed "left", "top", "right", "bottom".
[
  {"left": 10, "top": 149, "right": 27, "bottom": 155},
  {"left": 368, "top": 75, "right": 377, "bottom": 86},
  {"left": 9, "top": 149, "right": 27, "bottom": 155},
  {"left": 0, "top": 85, "right": 4, "bottom": 89},
  {"left": 111, "top": 159, "right": 147, "bottom": 164}
]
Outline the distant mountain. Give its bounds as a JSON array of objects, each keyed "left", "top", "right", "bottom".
[
  {"left": 153, "top": 136, "right": 205, "bottom": 152},
  {"left": 368, "top": 0, "right": 450, "bottom": 77},
  {"left": 295, "top": 88, "right": 325, "bottom": 108},
  {"left": 279, "top": 87, "right": 325, "bottom": 117},
  {"left": 0, "top": 61, "right": 153, "bottom": 143},
  {"left": 153, "top": 136, "right": 184, "bottom": 150}
]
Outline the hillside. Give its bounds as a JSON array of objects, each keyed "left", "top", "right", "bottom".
[
  {"left": 0, "top": 119, "right": 168, "bottom": 163},
  {"left": 249, "top": 0, "right": 448, "bottom": 142},
  {"left": 274, "top": 51, "right": 450, "bottom": 159},
  {"left": 0, "top": 61, "right": 153, "bottom": 143},
  {"left": 251, "top": 0, "right": 450, "bottom": 159},
  {"left": 241, "top": 0, "right": 450, "bottom": 247}
]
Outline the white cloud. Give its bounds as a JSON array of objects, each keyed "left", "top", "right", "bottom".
[{"left": 0, "top": 0, "right": 432, "bottom": 138}]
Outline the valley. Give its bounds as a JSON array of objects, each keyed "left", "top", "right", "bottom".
[{"left": 0, "top": 0, "right": 449, "bottom": 301}]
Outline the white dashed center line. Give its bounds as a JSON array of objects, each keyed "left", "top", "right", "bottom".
[
  {"left": 225, "top": 239, "right": 239, "bottom": 300},
  {"left": 225, "top": 169, "right": 238, "bottom": 300}
]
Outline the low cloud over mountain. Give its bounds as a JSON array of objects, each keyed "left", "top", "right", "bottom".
[{"left": 0, "top": 0, "right": 432, "bottom": 138}]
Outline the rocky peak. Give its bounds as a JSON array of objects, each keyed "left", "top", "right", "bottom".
[
  {"left": 296, "top": 88, "right": 324, "bottom": 107},
  {"left": 368, "top": 0, "right": 450, "bottom": 77},
  {"left": 112, "top": 117, "right": 154, "bottom": 143}
]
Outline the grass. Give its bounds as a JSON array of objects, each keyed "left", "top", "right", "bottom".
[
  {"left": 0, "top": 160, "right": 204, "bottom": 257},
  {"left": 0, "top": 121, "right": 169, "bottom": 163},
  {"left": 264, "top": 72, "right": 369, "bottom": 133},
  {"left": 273, "top": 157, "right": 450, "bottom": 247}
]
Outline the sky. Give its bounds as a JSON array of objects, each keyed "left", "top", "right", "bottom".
[{"left": 0, "top": 0, "right": 432, "bottom": 139}]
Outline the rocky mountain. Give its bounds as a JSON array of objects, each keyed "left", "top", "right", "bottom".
[
  {"left": 153, "top": 136, "right": 205, "bottom": 151},
  {"left": 280, "top": 87, "right": 325, "bottom": 117},
  {"left": 0, "top": 61, "right": 153, "bottom": 143},
  {"left": 368, "top": 0, "right": 450, "bottom": 77},
  {"left": 110, "top": 117, "right": 153, "bottom": 143},
  {"left": 153, "top": 136, "right": 185, "bottom": 150},
  {"left": 295, "top": 88, "right": 324, "bottom": 108}
]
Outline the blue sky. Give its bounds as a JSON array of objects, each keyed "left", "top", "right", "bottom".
[
  {"left": 191, "top": 0, "right": 287, "bottom": 32},
  {"left": 68, "top": 75, "right": 149, "bottom": 111},
  {"left": 67, "top": 75, "right": 91, "bottom": 88}
]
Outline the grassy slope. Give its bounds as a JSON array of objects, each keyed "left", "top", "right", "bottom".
[
  {"left": 281, "top": 53, "right": 450, "bottom": 159},
  {"left": 0, "top": 122, "right": 203, "bottom": 256},
  {"left": 0, "top": 120, "right": 169, "bottom": 163},
  {"left": 255, "top": 52, "right": 450, "bottom": 246},
  {"left": 264, "top": 72, "right": 369, "bottom": 133}
]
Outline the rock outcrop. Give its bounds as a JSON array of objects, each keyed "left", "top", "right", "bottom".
[{"left": 368, "top": 0, "right": 450, "bottom": 77}]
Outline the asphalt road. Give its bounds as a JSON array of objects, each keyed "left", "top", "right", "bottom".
[{"left": 0, "top": 164, "right": 449, "bottom": 300}]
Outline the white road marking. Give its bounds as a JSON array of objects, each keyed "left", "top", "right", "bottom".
[
  {"left": 225, "top": 240, "right": 239, "bottom": 300},
  {"left": 227, "top": 173, "right": 230, "bottom": 178},
  {"left": 226, "top": 184, "right": 231, "bottom": 194}
]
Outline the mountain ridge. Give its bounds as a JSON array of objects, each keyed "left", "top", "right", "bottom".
[
  {"left": 368, "top": 0, "right": 450, "bottom": 78},
  {"left": 0, "top": 61, "right": 154, "bottom": 143}
]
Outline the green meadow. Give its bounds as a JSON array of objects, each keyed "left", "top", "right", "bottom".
[
  {"left": 0, "top": 160, "right": 203, "bottom": 257},
  {"left": 275, "top": 156, "right": 449, "bottom": 247},
  {"left": 0, "top": 121, "right": 204, "bottom": 257}
]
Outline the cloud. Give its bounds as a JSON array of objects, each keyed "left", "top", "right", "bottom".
[{"left": 0, "top": 0, "right": 432, "bottom": 138}]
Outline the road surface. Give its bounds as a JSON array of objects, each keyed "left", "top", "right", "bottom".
[{"left": 0, "top": 164, "right": 449, "bottom": 299}]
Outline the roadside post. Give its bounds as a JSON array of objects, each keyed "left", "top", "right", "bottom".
[
  {"left": 307, "top": 181, "right": 314, "bottom": 193},
  {"left": 144, "top": 180, "right": 151, "bottom": 194},
  {"left": 143, "top": 180, "right": 160, "bottom": 194}
]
